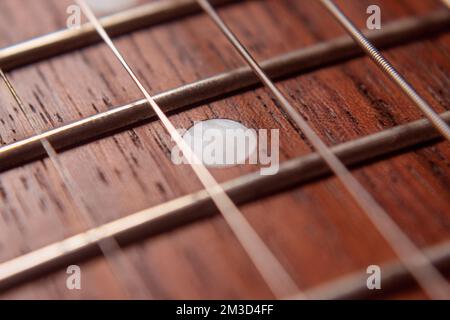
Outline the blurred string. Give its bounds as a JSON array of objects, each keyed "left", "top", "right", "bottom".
[
  {"left": 195, "top": 0, "right": 450, "bottom": 300},
  {"left": 75, "top": 0, "right": 301, "bottom": 299},
  {"left": 0, "top": 68, "right": 148, "bottom": 298}
]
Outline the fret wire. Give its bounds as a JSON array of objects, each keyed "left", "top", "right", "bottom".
[
  {"left": 0, "top": 0, "right": 239, "bottom": 71},
  {"left": 0, "top": 69, "right": 148, "bottom": 299},
  {"left": 320, "top": 0, "right": 450, "bottom": 141},
  {"left": 196, "top": 0, "right": 450, "bottom": 299},
  {"left": 75, "top": 0, "right": 300, "bottom": 299},
  {"left": 0, "top": 5, "right": 447, "bottom": 71},
  {"left": 0, "top": 110, "right": 449, "bottom": 292},
  {"left": 0, "top": 2, "right": 446, "bottom": 298},
  {"left": 303, "top": 239, "right": 450, "bottom": 300},
  {"left": 0, "top": 0, "right": 447, "bottom": 73},
  {"left": 0, "top": 9, "right": 448, "bottom": 174}
]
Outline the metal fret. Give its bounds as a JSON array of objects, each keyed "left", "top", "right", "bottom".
[
  {"left": 0, "top": 10, "right": 448, "bottom": 173},
  {"left": 76, "top": 0, "right": 300, "bottom": 299},
  {"left": 0, "top": 0, "right": 448, "bottom": 299},
  {"left": 0, "top": 0, "right": 239, "bottom": 71},
  {"left": 0, "top": 68, "right": 150, "bottom": 298},
  {"left": 1, "top": 111, "right": 449, "bottom": 292},
  {"left": 303, "top": 239, "right": 450, "bottom": 300},
  {"left": 196, "top": 0, "right": 450, "bottom": 299}
]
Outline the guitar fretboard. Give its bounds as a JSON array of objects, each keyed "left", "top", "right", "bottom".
[{"left": 0, "top": 0, "right": 449, "bottom": 300}]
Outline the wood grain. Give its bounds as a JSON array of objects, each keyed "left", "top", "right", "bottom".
[{"left": 0, "top": 0, "right": 449, "bottom": 299}]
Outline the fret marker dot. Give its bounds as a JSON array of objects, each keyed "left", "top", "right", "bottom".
[
  {"left": 86, "top": 0, "right": 138, "bottom": 15},
  {"left": 182, "top": 119, "right": 257, "bottom": 168}
]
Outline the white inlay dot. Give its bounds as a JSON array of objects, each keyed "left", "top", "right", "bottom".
[
  {"left": 86, "top": 0, "right": 138, "bottom": 15},
  {"left": 182, "top": 119, "right": 257, "bottom": 168}
]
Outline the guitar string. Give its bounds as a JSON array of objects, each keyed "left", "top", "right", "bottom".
[
  {"left": 0, "top": 109, "right": 448, "bottom": 293},
  {"left": 1, "top": 1, "right": 446, "bottom": 298},
  {"left": 320, "top": 0, "right": 450, "bottom": 141},
  {"left": 0, "top": 68, "right": 149, "bottom": 299},
  {"left": 0, "top": 10, "right": 447, "bottom": 173},
  {"left": 196, "top": 0, "right": 450, "bottom": 300},
  {"left": 75, "top": 0, "right": 301, "bottom": 299}
]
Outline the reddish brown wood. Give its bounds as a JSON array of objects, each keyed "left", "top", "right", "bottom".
[{"left": 0, "top": 0, "right": 449, "bottom": 299}]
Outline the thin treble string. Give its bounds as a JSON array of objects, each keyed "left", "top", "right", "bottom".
[
  {"left": 319, "top": 0, "right": 450, "bottom": 141},
  {"left": 196, "top": 0, "right": 450, "bottom": 300},
  {"left": 0, "top": 68, "right": 148, "bottom": 299},
  {"left": 75, "top": 0, "right": 301, "bottom": 299}
]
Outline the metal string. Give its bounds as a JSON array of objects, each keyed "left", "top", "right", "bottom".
[
  {"left": 320, "top": 0, "right": 450, "bottom": 141},
  {"left": 0, "top": 68, "right": 148, "bottom": 299},
  {"left": 196, "top": 0, "right": 450, "bottom": 300},
  {"left": 75, "top": 0, "right": 301, "bottom": 299}
]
